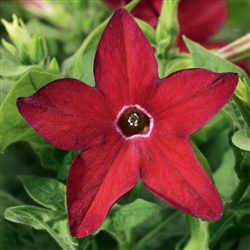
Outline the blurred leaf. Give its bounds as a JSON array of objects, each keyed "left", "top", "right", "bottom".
[
  {"left": 214, "top": 150, "right": 239, "bottom": 199},
  {"left": 136, "top": 18, "right": 156, "bottom": 46},
  {"left": 0, "top": 78, "right": 15, "bottom": 105},
  {"left": 61, "top": 18, "right": 108, "bottom": 80},
  {"left": 57, "top": 151, "right": 79, "bottom": 182},
  {"left": 192, "top": 142, "right": 214, "bottom": 182},
  {"left": 184, "top": 216, "right": 209, "bottom": 250},
  {"left": 27, "top": 19, "right": 70, "bottom": 41},
  {"left": 227, "top": 203, "right": 250, "bottom": 215},
  {"left": 233, "top": 78, "right": 250, "bottom": 128},
  {"left": 2, "top": 38, "right": 17, "bottom": 55},
  {"left": 29, "top": 139, "right": 67, "bottom": 171},
  {"left": 62, "top": 0, "right": 142, "bottom": 80},
  {"left": 223, "top": 100, "right": 246, "bottom": 132},
  {"left": 30, "top": 30, "right": 47, "bottom": 64},
  {"left": 81, "top": 48, "right": 96, "bottom": 86},
  {"left": 214, "top": 0, "right": 250, "bottom": 41},
  {"left": 156, "top": 0, "right": 178, "bottom": 56},
  {"left": 18, "top": 176, "right": 66, "bottom": 212},
  {"left": 99, "top": 199, "right": 162, "bottom": 234},
  {"left": 0, "top": 191, "right": 23, "bottom": 216},
  {"left": 222, "top": 101, "right": 250, "bottom": 178},
  {"left": 184, "top": 36, "right": 249, "bottom": 80},
  {"left": 191, "top": 113, "right": 228, "bottom": 145},
  {"left": 232, "top": 129, "right": 250, "bottom": 151},
  {"left": 0, "top": 55, "right": 41, "bottom": 78},
  {"left": 48, "top": 57, "right": 60, "bottom": 75}
]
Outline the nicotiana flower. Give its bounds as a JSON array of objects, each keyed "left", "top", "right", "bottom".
[{"left": 17, "top": 9, "right": 238, "bottom": 238}]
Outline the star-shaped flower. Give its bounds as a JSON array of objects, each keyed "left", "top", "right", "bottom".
[{"left": 17, "top": 9, "right": 238, "bottom": 238}]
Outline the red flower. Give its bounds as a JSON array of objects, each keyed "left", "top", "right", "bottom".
[{"left": 17, "top": 9, "right": 238, "bottom": 237}]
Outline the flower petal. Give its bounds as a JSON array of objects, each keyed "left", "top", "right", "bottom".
[
  {"left": 178, "top": 0, "right": 227, "bottom": 41},
  {"left": 140, "top": 135, "right": 223, "bottom": 220},
  {"left": 67, "top": 138, "right": 140, "bottom": 237},
  {"left": 131, "top": 0, "right": 159, "bottom": 27},
  {"left": 147, "top": 69, "right": 238, "bottom": 135},
  {"left": 17, "top": 78, "right": 113, "bottom": 150},
  {"left": 102, "top": 0, "right": 128, "bottom": 10},
  {"left": 94, "top": 8, "right": 158, "bottom": 111},
  {"left": 102, "top": 0, "right": 160, "bottom": 27}
]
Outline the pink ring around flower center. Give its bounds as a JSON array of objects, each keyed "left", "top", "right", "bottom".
[{"left": 115, "top": 104, "right": 154, "bottom": 139}]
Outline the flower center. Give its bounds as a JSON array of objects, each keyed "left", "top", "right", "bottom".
[{"left": 116, "top": 106, "right": 152, "bottom": 138}]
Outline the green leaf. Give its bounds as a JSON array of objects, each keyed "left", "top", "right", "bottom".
[
  {"left": 227, "top": 203, "right": 250, "bottom": 215},
  {"left": 29, "top": 139, "right": 68, "bottom": 171},
  {"left": 222, "top": 101, "right": 250, "bottom": 178},
  {"left": 184, "top": 216, "right": 209, "bottom": 250},
  {"left": 0, "top": 56, "right": 41, "bottom": 78},
  {"left": 99, "top": 199, "right": 162, "bottom": 233},
  {"left": 0, "top": 191, "right": 23, "bottom": 216},
  {"left": 18, "top": 175, "right": 66, "bottom": 212},
  {"left": 48, "top": 57, "right": 60, "bottom": 75},
  {"left": 57, "top": 151, "right": 79, "bottom": 182},
  {"left": 0, "top": 192, "right": 36, "bottom": 250},
  {"left": 184, "top": 36, "right": 249, "bottom": 80},
  {"left": 214, "top": 150, "right": 239, "bottom": 200},
  {"left": 61, "top": 18, "right": 108, "bottom": 80},
  {"left": 156, "top": 0, "right": 179, "bottom": 53},
  {"left": 0, "top": 78, "right": 15, "bottom": 105},
  {"left": 191, "top": 113, "right": 228, "bottom": 145},
  {"left": 135, "top": 18, "right": 156, "bottom": 46},
  {"left": 192, "top": 142, "right": 214, "bottom": 182},
  {"left": 30, "top": 30, "right": 47, "bottom": 64},
  {"left": 4, "top": 205, "right": 63, "bottom": 230},
  {"left": 49, "top": 218, "right": 78, "bottom": 248},
  {"left": 4, "top": 206, "right": 77, "bottom": 250},
  {"left": 232, "top": 129, "right": 250, "bottom": 151},
  {"left": 2, "top": 38, "right": 17, "bottom": 55},
  {"left": 0, "top": 70, "right": 59, "bottom": 152}
]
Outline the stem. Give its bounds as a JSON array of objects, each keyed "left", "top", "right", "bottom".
[
  {"left": 133, "top": 210, "right": 181, "bottom": 250},
  {"left": 158, "top": 59, "right": 167, "bottom": 79},
  {"left": 215, "top": 33, "right": 250, "bottom": 62},
  {"left": 116, "top": 231, "right": 132, "bottom": 250},
  {"left": 209, "top": 177, "right": 250, "bottom": 248},
  {"left": 229, "top": 176, "right": 250, "bottom": 206}
]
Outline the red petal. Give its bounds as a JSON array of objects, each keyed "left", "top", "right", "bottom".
[
  {"left": 178, "top": 0, "right": 227, "bottom": 41},
  {"left": 17, "top": 78, "right": 113, "bottom": 150},
  {"left": 102, "top": 0, "right": 160, "bottom": 27},
  {"left": 131, "top": 0, "right": 159, "bottom": 27},
  {"left": 67, "top": 139, "right": 140, "bottom": 237},
  {"left": 102, "top": 0, "right": 128, "bottom": 10},
  {"left": 147, "top": 69, "right": 238, "bottom": 135},
  {"left": 94, "top": 8, "right": 158, "bottom": 113},
  {"left": 140, "top": 135, "right": 223, "bottom": 220}
]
